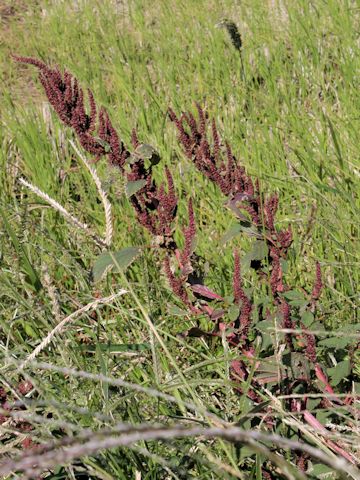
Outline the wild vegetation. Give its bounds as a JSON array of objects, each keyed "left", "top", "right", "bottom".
[{"left": 0, "top": 1, "right": 359, "bottom": 478}]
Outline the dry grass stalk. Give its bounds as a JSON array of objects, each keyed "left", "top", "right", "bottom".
[
  {"left": 70, "top": 140, "right": 113, "bottom": 248},
  {"left": 41, "top": 264, "right": 62, "bottom": 324},
  {"left": 19, "top": 177, "right": 106, "bottom": 248},
  {"left": 16, "top": 361, "right": 227, "bottom": 426},
  {"left": 1, "top": 423, "right": 359, "bottom": 479},
  {"left": 19, "top": 290, "right": 127, "bottom": 369}
]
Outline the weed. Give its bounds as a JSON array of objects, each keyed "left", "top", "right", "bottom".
[{"left": 6, "top": 54, "right": 359, "bottom": 478}]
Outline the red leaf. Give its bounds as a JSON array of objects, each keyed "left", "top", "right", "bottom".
[
  {"left": 303, "top": 410, "right": 355, "bottom": 463},
  {"left": 190, "top": 284, "right": 224, "bottom": 300},
  {"left": 210, "top": 309, "right": 226, "bottom": 320}
]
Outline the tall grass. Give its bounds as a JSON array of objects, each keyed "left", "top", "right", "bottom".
[{"left": 0, "top": 0, "right": 359, "bottom": 478}]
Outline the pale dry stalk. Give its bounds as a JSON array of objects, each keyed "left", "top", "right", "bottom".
[
  {"left": 70, "top": 140, "right": 113, "bottom": 248},
  {"left": 19, "top": 290, "right": 127, "bottom": 369},
  {"left": 19, "top": 177, "right": 106, "bottom": 248},
  {"left": 41, "top": 264, "right": 61, "bottom": 323},
  {"left": 1, "top": 423, "right": 359, "bottom": 479}
]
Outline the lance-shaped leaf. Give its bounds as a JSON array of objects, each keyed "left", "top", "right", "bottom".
[{"left": 190, "top": 284, "right": 224, "bottom": 300}]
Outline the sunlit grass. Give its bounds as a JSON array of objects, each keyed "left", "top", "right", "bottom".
[{"left": 0, "top": 0, "right": 359, "bottom": 477}]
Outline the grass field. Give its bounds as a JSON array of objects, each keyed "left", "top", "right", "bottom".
[{"left": 0, "top": 0, "right": 359, "bottom": 478}]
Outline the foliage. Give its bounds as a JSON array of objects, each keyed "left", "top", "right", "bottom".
[{"left": 0, "top": 1, "right": 359, "bottom": 478}]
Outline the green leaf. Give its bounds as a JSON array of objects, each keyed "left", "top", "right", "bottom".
[
  {"left": 125, "top": 179, "right": 147, "bottom": 197},
  {"left": 220, "top": 221, "right": 262, "bottom": 246},
  {"left": 342, "top": 323, "right": 360, "bottom": 333},
  {"left": 301, "top": 311, "right": 314, "bottom": 326},
  {"left": 318, "top": 337, "right": 353, "bottom": 349},
  {"left": 135, "top": 143, "right": 158, "bottom": 159},
  {"left": 220, "top": 224, "right": 242, "bottom": 246},
  {"left": 280, "top": 258, "right": 288, "bottom": 274},
  {"left": 255, "top": 320, "right": 273, "bottom": 333},
  {"left": 249, "top": 240, "right": 268, "bottom": 261},
  {"left": 306, "top": 398, "right": 322, "bottom": 411},
  {"left": 239, "top": 446, "right": 256, "bottom": 461},
  {"left": 281, "top": 290, "right": 306, "bottom": 301},
  {"left": 328, "top": 359, "right": 351, "bottom": 386},
  {"left": 289, "top": 299, "right": 309, "bottom": 308},
  {"left": 228, "top": 304, "right": 240, "bottom": 322},
  {"left": 283, "top": 352, "right": 311, "bottom": 380},
  {"left": 310, "top": 464, "right": 336, "bottom": 478},
  {"left": 94, "top": 137, "right": 111, "bottom": 153},
  {"left": 23, "top": 322, "right": 38, "bottom": 338},
  {"left": 240, "top": 251, "right": 253, "bottom": 272},
  {"left": 168, "top": 304, "right": 189, "bottom": 316},
  {"left": 93, "top": 247, "right": 141, "bottom": 282},
  {"left": 129, "top": 144, "right": 161, "bottom": 166}
]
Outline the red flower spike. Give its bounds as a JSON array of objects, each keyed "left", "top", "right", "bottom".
[
  {"left": 131, "top": 128, "right": 140, "bottom": 149},
  {"left": 277, "top": 226, "right": 293, "bottom": 250},
  {"left": 300, "top": 322, "right": 317, "bottom": 363},
  {"left": 13, "top": 56, "right": 130, "bottom": 170},
  {"left": 180, "top": 199, "right": 196, "bottom": 268},
  {"left": 195, "top": 103, "right": 206, "bottom": 136},
  {"left": 22, "top": 437, "right": 34, "bottom": 450},
  {"left": 270, "top": 249, "right": 284, "bottom": 295},
  {"left": 0, "top": 388, "right": 7, "bottom": 401},
  {"left": 264, "top": 194, "right": 279, "bottom": 232},
  {"left": 129, "top": 166, "right": 178, "bottom": 239},
  {"left": 163, "top": 256, "right": 192, "bottom": 308},
  {"left": 233, "top": 250, "right": 242, "bottom": 305},
  {"left": 170, "top": 106, "right": 265, "bottom": 224},
  {"left": 168, "top": 108, "right": 193, "bottom": 158},
  {"left": 232, "top": 250, "right": 252, "bottom": 341}
]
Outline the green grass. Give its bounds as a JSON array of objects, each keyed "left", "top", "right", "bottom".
[{"left": 0, "top": 0, "right": 359, "bottom": 478}]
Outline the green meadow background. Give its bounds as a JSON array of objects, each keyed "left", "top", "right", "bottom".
[{"left": 0, "top": 0, "right": 359, "bottom": 478}]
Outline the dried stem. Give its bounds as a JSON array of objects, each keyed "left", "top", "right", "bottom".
[
  {"left": 19, "top": 290, "right": 127, "bottom": 369},
  {"left": 19, "top": 177, "right": 106, "bottom": 248},
  {"left": 70, "top": 140, "right": 113, "bottom": 248},
  {"left": 0, "top": 423, "right": 358, "bottom": 479}
]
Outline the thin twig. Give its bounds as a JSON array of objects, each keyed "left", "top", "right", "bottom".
[
  {"left": 1, "top": 423, "right": 359, "bottom": 479},
  {"left": 19, "top": 177, "right": 106, "bottom": 248},
  {"left": 70, "top": 140, "right": 113, "bottom": 248},
  {"left": 41, "top": 264, "right": 62, "bottom": 323},
  {"left": 18, "top": 290, "right": 127, "bottom": 369},
  {"left": 15, "top": 361, "right": 227, "bottom": 426}
]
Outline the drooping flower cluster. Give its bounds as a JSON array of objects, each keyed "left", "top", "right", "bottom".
[
  {"left": 169, "top": 105, "right": 296, "bottom": 335},
  {"left": 168, "top": 106, "right": 260, "bottom": 214},
  {"left": 169, "top": 106, "right": 334, "bottom": 442},
  {"left": 14, "top": 56, "right": 179, "bottom": 241},
  {"left": 13, "top": 56, "right": 130, "bottom": 169},
  {"left": 14, "top": 56, "right": 217, "bottom": 316}
]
